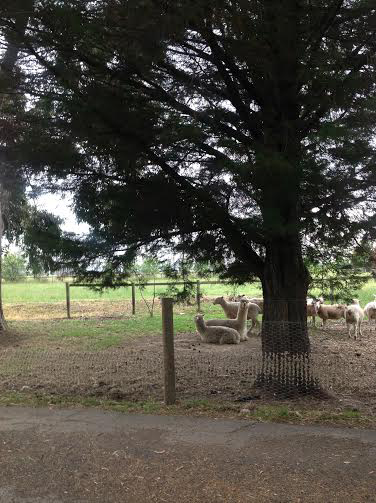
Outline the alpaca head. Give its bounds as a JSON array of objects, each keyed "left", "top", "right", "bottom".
[
  {"left": 213, "top": 296, "right": 224, "bottom": 305},
  {"left": 194, "top": 313, "right": 205, "bottom": 332}
]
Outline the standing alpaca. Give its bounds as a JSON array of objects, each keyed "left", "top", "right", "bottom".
[
  {"left": 194, "top": 314, "right": 241, "bottom": 344},
  {"left": 213, "top": 296, "right": 240, "bottom": 318},
  {"left": 236, "top": 295, "right": 264, "bottom": 314},
  {"left": 205, "top": 299, "right": 250, "bottom": 341},
  {"left": 213, "top": 296, "right": 260, "bottom": 329}
]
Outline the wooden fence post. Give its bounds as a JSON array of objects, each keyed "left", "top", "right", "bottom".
[
  {"left": 196, "top": 280, "right": 201, "bottom": 312},
  {"left": 161, "top": 297, "right": 176, "bottom": 405},
  {"left": 66, "top": 282, "right": 71, "bottom": 319},
  {"left": 131, "top": 283, "right": 136, "bottom": 315}
]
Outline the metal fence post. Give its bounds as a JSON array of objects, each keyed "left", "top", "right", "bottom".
[
  {"left": 196, "top": 280, "right": 201, "bottom": 312},
  {"left": 131, "top": 283, "right": 136, "bottom": 315},
  {"left": 66, "top": 282, "right": 71, "bottom": 319},
  {"left": 161, "top": 297, "right": 176, "bottom": 405}
]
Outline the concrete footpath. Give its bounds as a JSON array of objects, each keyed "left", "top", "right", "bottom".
[{"left": 0, "top": 407, "right": 375, "bottom": 502}]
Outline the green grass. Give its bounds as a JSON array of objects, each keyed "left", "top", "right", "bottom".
[
  {"left": 8, "top": 303, "right": 227, "bottom": 350},
  {"left": 0, "top": 392, "right": 373, "bottom": 427},
  {"left": 2, "top": 279, "right": 262, "bottom": 304},
  {"left": 3, "top": 278, "right": 376, "bottom": 305}
]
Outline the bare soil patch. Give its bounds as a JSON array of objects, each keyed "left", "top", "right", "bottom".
[
  {"left": 1, "top": 316, "right": 376, "bottom": 414},
  {"left": 4, "top": 299, "right": 141, "bottom": 320},
  {"left": 2, "top": 408, "right": 376, "bottom": 503}
]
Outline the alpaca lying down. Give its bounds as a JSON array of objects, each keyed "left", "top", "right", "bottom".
[
  {"left": 205, "top": 298, "right": 249, "bottom": 341},
  {"left": 194, "top": 314, "right": 240, "bottom": 345}
]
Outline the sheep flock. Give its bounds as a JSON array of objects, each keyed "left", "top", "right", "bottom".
[{"left": 195, "top": 294, "right": 376, "bottom": 345}]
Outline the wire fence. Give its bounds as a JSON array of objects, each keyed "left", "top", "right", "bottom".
[
  {"left": 1, "top": 322, "right": 375, "bottom": 405},
  {"left": 2, "top": 282, "right": 376, "bottom": 407},
  {"left": 3, "top": 274, "right": 372, "bottom": 320},
  {"left": 62, "top": 274, "right": 375, "bottom": 318}
]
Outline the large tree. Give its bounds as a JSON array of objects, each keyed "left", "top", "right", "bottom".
[
  {"left": 1, "top": 1, "right": 376, "bottom": 379},
  {"left": 0, "top": 0, "right": 35, "bottom": 331},
  {"left": 0, "top": 0, "right": 65, "bottom": 331}
]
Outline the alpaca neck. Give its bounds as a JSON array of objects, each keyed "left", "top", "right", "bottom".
[
  {"left": 237, "top": 303, "right": 248, "bottom": 323},
  {"left": 195, "top": 318, "right": 206, "bottom": 335}
]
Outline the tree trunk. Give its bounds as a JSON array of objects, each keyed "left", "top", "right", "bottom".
[
  {"left": 261, "top": 235, "right": 310, "bottom": 353},
  {"left": 256, "top": 234, "right": 319, "bottom": 394}
]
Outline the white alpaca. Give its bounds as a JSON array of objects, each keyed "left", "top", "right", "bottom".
[
  {"left": 205, "top": 299, "right": 249, "bottom": 341},
  {"left": 236, "top": 295, "right": 264, "bottom": 313},
  {"left": 213, "top": 296, "right": 241, "bottom": 318},
  {"left": 213, "top": 296, "right": 260, "bottom": 329},
  {"left": 194, "top": 314, "right": 240, "bottom": 345}
]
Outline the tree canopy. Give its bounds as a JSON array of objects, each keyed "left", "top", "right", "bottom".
[
  {"left": 1, "top": 1, "right": 376, "bottom": 350},
  {"left": 0, "top": 0, "right": 66, "bottom": 331}
]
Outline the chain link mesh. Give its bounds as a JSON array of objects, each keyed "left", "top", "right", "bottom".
[{"left": 1, "top": 320, "right": 375, "bottom": 404}]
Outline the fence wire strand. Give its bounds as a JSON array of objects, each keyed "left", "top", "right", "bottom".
[{"left": 1, "top": 320, "right": 375, "bottom": 403}]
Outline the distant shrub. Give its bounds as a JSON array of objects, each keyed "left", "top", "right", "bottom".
[{"left": 2, "top": 253, "right": 27, "bottom": 282}]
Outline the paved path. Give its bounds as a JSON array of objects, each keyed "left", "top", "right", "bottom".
[{"left": 0, "top": 406, "right": 375, "bottom": 502}]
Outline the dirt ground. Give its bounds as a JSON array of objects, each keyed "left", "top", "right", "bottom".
[
  {"left": 1, "top": 406, "right": 376, "bottom": 503},
  {"left": 4, "top": 299, "right": 139, "bottom": 320},
  {"left": 1, "top": 305, "right": 376, "bottom": 413}
]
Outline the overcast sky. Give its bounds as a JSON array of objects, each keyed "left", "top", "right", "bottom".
[{"left": 36, "top": 193, "right": 90, "bottom": 235}]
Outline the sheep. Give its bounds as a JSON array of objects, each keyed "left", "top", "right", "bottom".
[
  {"left": 194, "top": 314, "right": 240, "bottom": 345},
  {"left": 307, "top": 297, "right": 322, "bottom": 326},
  {"left": 205, "top": 298, "right": 250, "bottom": 342},
  {"left": 345, "top": 299, "right": 364, "bottom": 340},
  {"left": 317, "top": 303, "right": 346, "bottom": 328},
  {"left": 364, "top": 296, "right": 376, "bottom": 327}
]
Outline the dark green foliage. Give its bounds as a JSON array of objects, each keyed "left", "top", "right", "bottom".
[
  {"left": 1, "top": 1, "right": 376, "bottom": 330},
  {"left": 308, "top": 258, "right": 370, "bottom": 303},
  {"left": 161, "top": 258, "right": 196, "bottom": 305}
]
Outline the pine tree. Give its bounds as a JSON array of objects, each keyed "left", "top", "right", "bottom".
[{"left": 2, "top": 0, "right": 376, "bottom": 390}]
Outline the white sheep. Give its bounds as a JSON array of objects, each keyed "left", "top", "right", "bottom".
[
  {"left": 317, "top": 303, "right": 346, "bottom": 328},
  {"left": 345, "top": 299, "right": 364, "bottom": 340},
  {"left": 205, "top": 298, "right": 249, "bottom": 342},
  {"left": 194, "top": 314, "right": 240, "bottom": 345},
  {"left": 364, "top": 296, "right": 376, "bottom": 327},
  {"left": 307, "top": 297, "right": 322, "bottom": 326}
]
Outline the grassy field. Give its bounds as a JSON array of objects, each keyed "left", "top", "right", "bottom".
[
  {"left": 2, "top": 280, "right": 262, "bottom": 304},
  {"left": 3, "top": 278, "right": 376, "bottom": 305},
  {"left": 8, "top": 303, "right": 223, "bottom": 350}
]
